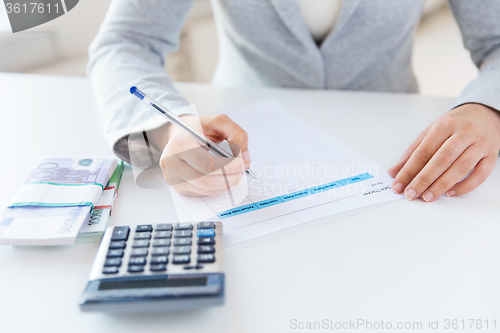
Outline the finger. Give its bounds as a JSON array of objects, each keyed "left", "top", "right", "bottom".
[
  {"left": 201, "top": 114, "right": 251, "bottom": 165},
  {"left": 191, "top": 172, "right": 244, "bottom": 191},
  {"left": 445, "top": 155, "right": 497, "bottom": 197},
  {"left": 392, "top": 126, "right": 451, "bottom": 196},
  {"left": 165, "top": 173, "right": 228, "bottom": 197},
  {"left": 163, "top": 134, "right": 245, "bottom": 177},
  {"left": 179, "top": 146, "right": 245, "bottom": 175},
  {"left": 418, "top": 145, "right": 482, "bottom": 202},
  {"left": 211, "top": 153, "right": 245, "bottom": 175},
  {"left": 388, "top": 126, "right": 429, "bottom": 179},
  {"left": 404, "top": 134, "right": 471, "bottom": 200},
  {"left": 163, "top": 152, "right": 244, "bottom": 189}
]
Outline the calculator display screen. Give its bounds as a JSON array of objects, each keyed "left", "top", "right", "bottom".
[{"left": 98, "top": 277, "right": 208, "bottom": 290}]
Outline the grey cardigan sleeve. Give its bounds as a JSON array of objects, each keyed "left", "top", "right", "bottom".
[
  {"left": 87, "top": 0, "right": 195, "bottom": 165},
  {"left": 448, "top": 0, "right": 500, "bottom": 112}
]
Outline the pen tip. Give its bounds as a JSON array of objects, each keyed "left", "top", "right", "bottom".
[{"left": 246, "top": 170, "right": 257, "bottom": 179}]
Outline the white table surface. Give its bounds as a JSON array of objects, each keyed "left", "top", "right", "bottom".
[{"left": 1, "top": 73, "right": 499, "bottom": 333}]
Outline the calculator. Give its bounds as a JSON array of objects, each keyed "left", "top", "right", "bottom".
[{"left": 78, "top": 222, "right": 224, "bottom": 312}]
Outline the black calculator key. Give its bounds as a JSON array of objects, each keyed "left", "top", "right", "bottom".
[
  {"left": 102, "top": 266, "right": 119, "bottom": 274},
  {"left": 173, "top": 246, "right": 191, "bottom": 255},
  {"left": 197, "top": 245, "right": 215, "bottom": 254},
  {"left": 174, "top": 230, "right": 192, "bottom": 238},
  {"left": 175, "top": 223, "right": 193, "bottom": 230},
  {"left": 104, "top": 258, "right": 122, "bottom": 266},
  {"left": 130, "top": 248, "right": 148, "bottom": 257},
  {"left": 106, "top": 249, "right": 124, "bottom": 258},
  {"left": 183, "top": 265, "right": 204, "bottom": 270},
  {"left": 197, "top": 228, "right": 215, "bottom": 238},
  {"left": 151, "top": 247, "right": 170, "bottom": 255},
  {"left": 197, "top": 237, "right": 215, "bottom": 245},
  {"left": 150, "top": 255, "right": 169, "bottom": 264},
  {"left": 134, "top": 232, "right": 151, "bottom": 240},
  {"left": 132, "top": 240, "right": 150, "bottom": 248},
  {"left": 197, "top": 222, "right": 215, "bottom": 229},
  {"left": 128, "top": 256, "right": 147, "bottom": 265},
  {"left": 155, "top": 224, "right": 173, "bottom": 231},
  {"left": 135, "top": 225, "right": 153, "bottom": 232},
  {"left": 152, "top": 239, "right": 171, "bottom": 247},
  {"left": 111, "top": 226, "right": 130, "bottom": 241},
  {"left": 127, "top": 265, "right": 144, "bottom": 273},
  {"left": 173, "top": 255, "right": 191, "bottom": 264},
  {"left": 154, "top": 231, "right": 172, "bottom": 239},
  {"left": 150, "top": 264, "right": 167, "bottom": 272},
  {"left": 108, "top": 241, "right": 126, "bottom": 249},
  {"left": 197, "top": 254, "right": 215, "bottom": 263},
  {"left": 173, "top": 238, "right": 192, "bottom": 246}
]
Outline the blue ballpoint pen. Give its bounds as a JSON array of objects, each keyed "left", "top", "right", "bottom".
[{"left": 130, "top": 86, "right": 257, "bottom": 179}]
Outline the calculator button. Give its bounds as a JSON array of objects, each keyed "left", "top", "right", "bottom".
[
  {"left": 151, "top": 247, "right": 170, "bottom": 255},
  {"left": 102, "top": 266, "right": 119, "bottom": 274},
  {"left": 197, "top": 222, "right": 215, "bottom": 229},
  {"left": 197, "top": 237, "right": 215, "bottom": 245},
  {"left": 111, "top": 226, "right": 130, "bottom": 241},
  {"left": 173, "top": 246, "right": 191, "bottom": 255},
  {"left": 134, "top": 232, "right": 151, "bottom": 240},
  {"left": 127, "top": 265, "right": 144, "bottom": 273},
  {"left": 130, "top": 248, "right": 148, "bottom": 257},
  {"left": 197, "top": 228, "right": 215, "bottom": 238},
  {"left": 197, "top": 245, "right": 215, "bottom": 254},
  {"left": 173, "top": 238, "right": 192, "bottom": 246},
  {"left": 152, "top": 239, "right": 171, "bottom": 247},
  {"left": 183, "top": 265, "right": 204, "bottom": 270},
  {"left": 150, "top": 255, "right": 169, "bottom": 264},
  {"left": 128, "top": 256, "right": 147, "bottom": 265},
  {"left": 174, "top": 230, "right": 192, "bottom": 238},
  {"left": 175, "top": 223, "right": 193, "bottom": 230},
  {"left": 173, "top": 255, "right": 191, "bottom": 264},
  {"left": 154, "top": 231, "right": 172, "bottom": 239},
  {"left": 132, "top": 240, "right": 150, "bottom": 248},
  {"left": 108, "top": 241, "right": 126, "bottom": 249},
  {"left": 197, "top": 254, "right": 215, "bottom": 263},
  {"left": 155, "top": 224, "right": 173, "bottom": 231},
  {"left": 104, "top": 258, "right": 122, "bottom": 266},
  {"left": 106, "top": 249, "right": 124, "bottom": 258},
  {"left": 150, "top": 264, "right": 167, "bottom": 272},
  {"left": 135, "top": 225, "right": 153, "bottom": 232}
]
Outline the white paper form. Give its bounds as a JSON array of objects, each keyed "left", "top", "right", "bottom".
[{"left": 170, "top": 100, "right": 402, "bottom": 246}]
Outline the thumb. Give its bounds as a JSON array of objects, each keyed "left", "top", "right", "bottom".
[{"left": 202, "top": 114, "right": 251, "bottom": 165}]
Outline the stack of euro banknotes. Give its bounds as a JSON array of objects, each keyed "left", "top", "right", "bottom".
[{"left": 0, "top": 156, "right": 124, "bottom": 246}]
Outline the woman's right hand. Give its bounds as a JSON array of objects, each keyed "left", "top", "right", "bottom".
[{"left": 159, "top": 114, "right": 251, "bottom": 197}]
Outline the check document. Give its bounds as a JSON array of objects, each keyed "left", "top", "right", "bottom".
[{"left": 169, "top": 100, "right": 402, "bottom": 246}]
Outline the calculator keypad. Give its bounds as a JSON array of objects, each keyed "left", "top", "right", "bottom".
[{"left": 100, "top": 223, "right": 220, "bottom": 275}]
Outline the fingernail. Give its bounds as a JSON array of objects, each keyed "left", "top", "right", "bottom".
[
  {"left": 244, "top": 163, "right": 250, "bottom": 170},
  {"left": 241, "top": 164, "right": 247, "bottom": 172},
  {"left": 243, "top": 151, "right": 251, "bottom": 163},
  {"left": 392, "top": 182, "right": 404, "bottom": 194},
  {"left": 446, "top": 190, "right": 456, "bottom": 197},
  {"left": 422, "top": 192, "right": 433, "bottom": 202},
  {"left": 405, "top": 188, "right": 416, "bottom": 200}
]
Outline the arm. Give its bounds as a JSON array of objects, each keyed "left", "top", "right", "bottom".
[
  {"left": 388, "top": 0, "right": 500, "bottom": 201},
  {"left": 87, "top": 0, "right": 195, "bottom": 165},
  {"left": 88, "top": 0, "right": 251, "bottom": 196}
]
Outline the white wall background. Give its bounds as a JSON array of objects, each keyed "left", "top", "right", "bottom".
[{"left": 0, "top": 0, "right": 479, "bottom": 98}]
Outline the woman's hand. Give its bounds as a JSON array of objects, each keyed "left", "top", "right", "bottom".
[
  {"left": 388, "top": 103, "right": 500, "bottom": 202},
  {"left": 158, "top": 114, "right": 251, "bottom": 197}
]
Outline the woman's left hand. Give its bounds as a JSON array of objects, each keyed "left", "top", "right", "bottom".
[{"left": 388, "top": 103, "right": 500, "bottom": 202}]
